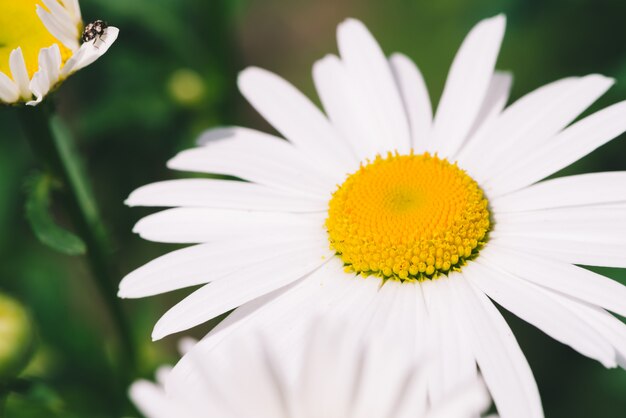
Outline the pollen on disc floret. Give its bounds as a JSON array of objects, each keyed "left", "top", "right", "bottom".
[{"left": 326, "top": 152, "right": 491, "bottom": 281}]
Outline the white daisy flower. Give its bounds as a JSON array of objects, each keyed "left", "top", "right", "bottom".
[
  {"left": 121, "top": 14, "right": 626, "bottom": 417},
  {"left": 0, "top": 0, "right": 119, "bottom": 106},
  {"left": 130, "top": 322, "right": 494, "bottom": 418}
]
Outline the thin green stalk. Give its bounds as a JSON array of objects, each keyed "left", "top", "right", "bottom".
[
  {"left": 0, "top": 392, "right": 5, "bottom": 418},
  {"left": 17, "top": 104, "right": 135, "bottom": 379}
]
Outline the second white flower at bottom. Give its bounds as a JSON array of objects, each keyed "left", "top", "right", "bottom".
[{"left": 131, "top": 321, "right": 493, "bottom": 418}]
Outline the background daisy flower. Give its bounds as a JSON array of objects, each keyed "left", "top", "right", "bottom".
[
  {"left": 130, "top": 321, "right": 494, "bottom": 418},
  {"left": 121, "top": 14, "right": 626, "bottom": 417},
  {"left": 0, "top": 0, "right": 118, "bottom": 105}
]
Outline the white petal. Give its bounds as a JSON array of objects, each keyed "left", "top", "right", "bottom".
[
  {"left": 126, "top": 179, "right": 326, "bottom": 212},
  {"left": 487, "top": 99, "right": 626, "bottom": 195},
  {"left": 480, "top": 245, "right": 626, "bottom": 318},
  {"left": 297, "top": 321, "right": 363, "bottom": 418},
  {"left": 27, "top": 44, "right": 62, "bottom": 106},
  {"left": 37, "top": 2, "right": 79, "bottom": 51},
  {"left": 312, "top": 54, "right": 379, "bottom": 160},
  {"left": 60, "top": 0, "right": 82, "bottom": 24},
  {"left": 9, "top": 48, "right": 31, "bottom": 100},
  {"left": 411, "top": 283, "right": 430, "bottom": 357},
  {"left": 189, "top": 278, "right": 311, "bottom": 353},
  {"left": 372, "top": 281, "right": 421, "bottom": 354},
  {"left": 169, "top": 127, "right": 336, "bottom": 198},
  {"left": 180, "top": 342, "right": 287, "bottom": 417},
  {"left": 499, "top": 283, "right": 626, "bottom": 370},
  {"left": 44, "top": 44, "right": 62, "bottom": 82},
  {"left": 349, "top": 329, "right": 417, "bottom": 418},
  {"left": 133, "top": 207, "right": 324, "bottom": 244},
  {"left": 458, "top": 76, "right": 580, "bottom": 175},
  {"left": 478, "top": 75, "right": 613, "bottom": 182},
  {"left": 60, "top": 27, "right": 120, "bottom": 77},
  {"left": 572, "top": 304, "right": 626, "bottom": 368},
  {"left": 152, "top": 243, "right": 330, "bottom": 339},
  {"left": 490, "top": 234, "right": 626, "bottom": 268},
  {"left": 450, "top": 277, "right": 543, "bottom": 418},
  {"left": 119, "top": 235, "right": 328, "bottom": 298},
  {"left": 166, "top": 272, "right": 337, "bottom": 397},
  {"left": 154, "top": 366, "right": 173, "bottom": 387},
  {"left": 491, "top": 171, "right": 626, "bottom": 213},
  {"left": 177, "top": 338, "right": 197, "bottom": 356},
  {"left": 393, "top": 366, "right": 430, "bottom": 418},
  {"left": 238, "top": 67, "right": 355, "bottom": 175},
  {"left": 318, "top": 266, "right": 386, "bottom": 333},
  {"left": 425, "top": 379, "right": 492, "bottom": 418},
  {"left": 421, "top": 277, "right": 476, "bottom": 403},
  {"left": 0, "top": 72, "right": 19, "bottom": 103},
  {"left": 360, "top": 281, "right": 407, "bottom": 341},
  {"left": 465, "top": 261, "right": 616, "bottom": 367},
  {"left": 120, "top": 234, "right": 326, "bottom": 298},
  {"left": 495, "top": 205, "right": 626, "bottom": 223},
  {"left": 460, "top": 71, "right": 512, "bottom": 154},
  {"left": 337, "top": 19, "right": 411, "bottom": 153},
  {"left": 221, "top": 343, "right": 291, "bottom": 418},
  {"left": 493, "top": 206, "right": 626, "bottom": 242},
  {"left": 431, "top": 15, "right": 506, "bottom": 158},
  {"left": 389, "top": 53, "right": 432, "bottom": 151},
  {"left": 130, "top": 381, "right": 190, "bottom": 418}
]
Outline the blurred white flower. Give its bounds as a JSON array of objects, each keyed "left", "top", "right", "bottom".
[
  {"left": 130, "top": 321, "right": 494, "bottom": 418},
  {"left": 122, "top": 14, "right": 626, "bottom": 418},
  {"left": 0, "top": 0, "right": 118, "bottom": 106}
]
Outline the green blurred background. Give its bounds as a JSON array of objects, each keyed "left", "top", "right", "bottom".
[{"left": 1, "top": 0, "right": 626, "bottom": 416}]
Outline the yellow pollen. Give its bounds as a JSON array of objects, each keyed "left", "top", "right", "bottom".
[
  {"left": 0, "top": 0, "right": 73, "bottom": 78},
  {"left": 326, "top": 152, "right": 491, "bottom": 281}
]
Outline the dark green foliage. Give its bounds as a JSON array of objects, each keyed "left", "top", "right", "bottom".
[{"left": 25, "top": 174, "right": 86, "bottom": 256}]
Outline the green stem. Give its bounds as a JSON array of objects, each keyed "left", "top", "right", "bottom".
[
  {"left": 0, "top": 391, "right": 6, "bottom": 418},
  {"left": 17, "top": 104, "right": 135, "bottom": 380}
]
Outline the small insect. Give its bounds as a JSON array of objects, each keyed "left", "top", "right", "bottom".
[{"left": 82, "top": 20, "right": 108, "bottom": 44}]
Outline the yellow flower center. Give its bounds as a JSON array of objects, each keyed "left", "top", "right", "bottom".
[
  {"left": 326, "top": 152, "right": 491, "bottom": 281},
  {"left": 0, "top": 0, "right": 72, "bottom": 78}
]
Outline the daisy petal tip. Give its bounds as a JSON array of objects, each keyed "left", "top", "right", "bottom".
[
  {"left": 117, "top": 273, "right": 154, "bottom": 300},
  {"left": 165, "top": 154, "right": 188, "bottom": 171},
  {"left": 117, "top": 287, "right": 143, "bottom": 300},
  {"left": 488, "top": 13, "right": 507, "bottom": 27},
  {"left": 337, "top": 18, "right": 371, "bottom": 42},
  {"left": 107, "top": 26, "right": 120, "bottom": 40},
  {"left": 313, "top": 54, "right": 337, "bottom": 69},
  {"left": 474, "top": 13, "right": 507, "bottom": 38},
  {"left": 338, "top": 17, "right": 365, "bottom": 29},
  {"left": 128, "top": 380, "right": 148, "bottom": 398},
  {"left": 9, "top": 47, "right": 22, "bottom": 58},
  {"left": 601, "top": 356, "right": 618, "bottom": 369},
  {"left": 131, "top": 220, "right": 144, "bottom": 234},
  {"left": 237, "top": 66, "right": 264, "bottom": 85},
  {"left": 388, "top": 52, "right": 405, "bottom": 62},
  {"left": 25, "top": 97, "right": 43, "bottom": 107},
  {"left": 151, "top": 324, "right": 170, "bottom": 342},
  {"left": 124, "top": 191, "right": 141, "bottom": 207},
  {"left": 588, "top": 73, "right": 615, "bottom": 88}
]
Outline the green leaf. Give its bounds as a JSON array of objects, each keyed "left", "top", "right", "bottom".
[{"left": 25, "top": 174, "right": 86, "bottom": 256}]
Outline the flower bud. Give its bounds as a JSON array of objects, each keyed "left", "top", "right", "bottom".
[
  {"left": 0, "top": 294, "right": 36, "bottom": 381},
  {"left": 167, "top": 69, "right": 206, "bottom": 106}
]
